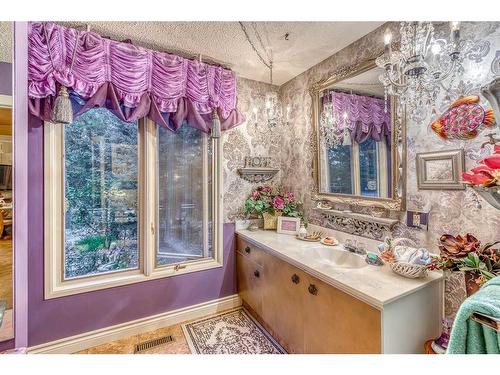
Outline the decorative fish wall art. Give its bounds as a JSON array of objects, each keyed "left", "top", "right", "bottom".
[{"left": 431, "top": 96, "right": 496, "bottom": 140}]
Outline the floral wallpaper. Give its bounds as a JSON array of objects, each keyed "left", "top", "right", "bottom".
[
  {"left": 275, "top": 22, "right": 500, "bottom": 251},
  {"left": 222, "top": 78, "right": 281, "bottom": 222}
]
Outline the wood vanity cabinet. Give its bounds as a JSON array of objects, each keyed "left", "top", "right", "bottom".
[{"left": 236, "top": 237, "right": 381, "bottom": 354}]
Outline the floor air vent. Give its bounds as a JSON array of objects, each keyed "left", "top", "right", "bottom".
[{"left": 134, "top": 335, "right": 174, "bottom": 353}]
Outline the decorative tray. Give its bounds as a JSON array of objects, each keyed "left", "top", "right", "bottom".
[{"left": 295, "top": 235, "right": 321, "bottom": 242}]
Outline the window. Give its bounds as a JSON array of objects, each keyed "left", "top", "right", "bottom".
[
  {"left": 325, "top": 138, "right": 389, "bottom": 197},
  {"left": 64, "top": 109, "right": 139, "bottom": 279},
  {"left": 327, "top": 144, "right": 352, "bottom": 195},
  {"left": 45, "top": 108, "right": 222, "bottom": 298},
  {"left": 156, "top": 125, "right": 212, "bottom": 266}
]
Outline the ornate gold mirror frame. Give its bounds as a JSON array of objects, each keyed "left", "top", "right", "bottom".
[{"left": 309, "top": 58, "right": 406, "bottom": 211}]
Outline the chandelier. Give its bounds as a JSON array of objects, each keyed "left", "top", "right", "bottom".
[
  {"left": 319, "top": 93, "right": 351, "bottom": 147},
  {"left": 239, "top": 22, "right": 290, "bottom": 128},
  {"left": 376, "top": 22, "right": 482, "bottom": 123}
]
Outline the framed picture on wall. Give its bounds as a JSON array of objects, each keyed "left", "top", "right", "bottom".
[
  {"left": 416, "top": 149, "right": 465, "bottom": 190},
  {"left": 277, "top": 216, "right": 301, "bottom": 235}
]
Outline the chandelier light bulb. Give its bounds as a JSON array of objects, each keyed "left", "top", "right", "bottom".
[
  {"left": 431, "top": 43, "right": 441, "bottom": 55},
  {"left": 451, "top": 21, "right": 460, "bottom": 31},
  {"left": 384, "top": 32, "right": 392, "bottom": 45}
]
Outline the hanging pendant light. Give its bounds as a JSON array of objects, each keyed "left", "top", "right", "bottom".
[{"left": 52, "top": 86, "right": 73, "bottom": 124}]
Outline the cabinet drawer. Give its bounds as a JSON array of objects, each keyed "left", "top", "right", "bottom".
[
  {"left": 236, "top": 237, "right": 265, "bottom": 266},
  {"left": 303, "top": 274, "right": 381, "bottom": 353},
  {"left": 236, "top": 251, "right": 263, "bottom": 317}
]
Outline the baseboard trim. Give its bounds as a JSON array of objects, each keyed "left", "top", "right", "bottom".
[{"left": 28, "top": 294, "right": 241, "bottom": 354}]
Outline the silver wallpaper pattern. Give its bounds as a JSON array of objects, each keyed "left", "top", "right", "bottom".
[
  {"left": 275, "top": 22, "right": 500, "bottom": 251},
  {"left": 222, "top": 78, "right": 281, "bottom": 222}
]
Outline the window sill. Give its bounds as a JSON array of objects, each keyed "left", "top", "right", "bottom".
[{"left": 45, "top": 258, "right": 223, "bottom": 300}]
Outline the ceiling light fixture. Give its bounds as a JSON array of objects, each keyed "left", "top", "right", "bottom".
[
  {"left": 376, "top": 21, "right": 486, "bottom": 124},
  {"left": 239, "top": 21, "right": 287, "bottom": 129}
]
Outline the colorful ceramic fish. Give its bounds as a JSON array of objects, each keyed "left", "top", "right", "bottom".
[{"left": 431, "top": 96, "right": 496, "bottom": 140}]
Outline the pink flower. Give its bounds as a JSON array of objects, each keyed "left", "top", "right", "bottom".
[
  {"left": 272, "top": 196, "right": 285, "bottom": 210},
  {"left": 462, "top": 148, "right": 500, "bottom": 187},
  {"left": 262, "top": 186, "right": 272, "bottom": 193},
  {"left": 285, "top": 192, "right": 295, "bottom": 202},
  {"left": 251, "top": 191, "right": 260, "bottom": 200},
  {"left": 482, "top": 154, "right": 500, "bottom": 170}
]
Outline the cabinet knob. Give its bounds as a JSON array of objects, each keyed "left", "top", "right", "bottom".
[
  {"left": 308, "top": 284, "right": 318, "bottom": 295},
  {"left": 254, "top": 270, "right": 260, "bottom": 278},
  {"left": 291, "top": 274, "right": 300, "bottom": 284},
  {"left": 245, "top": 246, "right": 251, "bottom": 254}
]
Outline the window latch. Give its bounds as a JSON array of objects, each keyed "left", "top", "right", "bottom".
[{"left": 174, "top": 264, "right": 187, "bottom": 271}]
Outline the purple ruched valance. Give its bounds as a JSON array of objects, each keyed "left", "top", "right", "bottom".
[
  {"left": 28, "top": 22, "right": 245, "bottom": 132},
  {"left": 329, "top": 90, "right": 391, "bottom": 143}
]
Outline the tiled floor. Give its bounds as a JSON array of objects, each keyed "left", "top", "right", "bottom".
[{"left": 77, "top": 322, "right": 191, "bottom": 354}]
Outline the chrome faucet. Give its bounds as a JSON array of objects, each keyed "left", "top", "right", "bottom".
[{"left": 343, "top": 239, "right": 367, "bottom": 255}]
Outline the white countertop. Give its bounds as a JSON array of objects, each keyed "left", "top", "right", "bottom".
[{"left": 236, "top": 229, "right": 443, "bottom": 310}]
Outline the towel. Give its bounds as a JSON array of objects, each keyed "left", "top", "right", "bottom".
[{"left": 447, "top": 276, "right": 500, "bottom": 354}]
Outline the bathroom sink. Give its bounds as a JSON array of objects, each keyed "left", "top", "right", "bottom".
[{"left": 308, "top": 247, "right": 367, "bottom": 269}]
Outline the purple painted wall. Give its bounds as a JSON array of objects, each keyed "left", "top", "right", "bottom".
[
  {"left": 0, "top": 62, "right": 12, "bottom": 95},
  {"left": 26, "top": 115, "right": 237, "bottom": 347}
]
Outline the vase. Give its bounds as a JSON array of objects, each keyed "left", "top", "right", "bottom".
[
  {"left": 443, "top": 270, "right": 481, "bottom": 320},
  {"left": 262, "top": 211, "right": 282, "bottom": 230}
]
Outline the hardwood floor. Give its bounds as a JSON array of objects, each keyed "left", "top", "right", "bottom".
[{"left": 0, "top": 239, "right": 12, "bottom": 310}]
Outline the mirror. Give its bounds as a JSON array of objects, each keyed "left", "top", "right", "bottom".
[{"left": 311, "top": 59, "right": 406, "bottom": 211}]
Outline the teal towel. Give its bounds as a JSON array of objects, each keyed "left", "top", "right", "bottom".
[{"left": 447, "top": 276, "right": 500, "bottom": 354}]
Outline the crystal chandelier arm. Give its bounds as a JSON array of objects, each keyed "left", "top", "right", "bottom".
[
  {"left": 434, "top": 58, "right": 458, "bottom": 82},
  {"left": 384, "top": 71, "right": 407, "bottom": 88}
]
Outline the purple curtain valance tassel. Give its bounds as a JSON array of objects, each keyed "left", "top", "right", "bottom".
[{"left": 28, "top": 22, "right": 245, "bottom": 132}]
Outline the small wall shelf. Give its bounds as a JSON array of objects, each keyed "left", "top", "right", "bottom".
[
  {"left": 237, "top": 156, "right": 279, "bottom": 183},
  {"left": 314, "top": 207, "right": 399, "bottom": 240}
]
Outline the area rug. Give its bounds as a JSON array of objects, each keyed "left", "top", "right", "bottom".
[{"left": 181, "top": 308, "right": 285, "bottom": 354}]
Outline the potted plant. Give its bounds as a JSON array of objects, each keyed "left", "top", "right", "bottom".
[
  {"left": 428, "top": 234, "right": 500, "bottom": 296},
  {"left": 244, "top": 186, "right": 303, "bottom": 230}
]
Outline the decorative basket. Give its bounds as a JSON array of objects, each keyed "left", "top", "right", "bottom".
[
  {"left": 391, "top": 262, "right": 428, "bottom": 279},
  {"left": 262, "top": 211, "right": 282, "bottom": 230}
]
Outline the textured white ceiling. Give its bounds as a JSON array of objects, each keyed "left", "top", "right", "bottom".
[
  {"left": 59, "top": 21, "right": 384, "bottom": 85},
  {"left": 0, "top": 22, "right": 12, "bottom": 63}
]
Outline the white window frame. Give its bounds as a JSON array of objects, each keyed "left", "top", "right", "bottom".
[
  {"left": 322, "top": 138, "right": 389, "bottom": 196},
  {"left": 44, "top": 117, "right": 223, "bottom": 299}
]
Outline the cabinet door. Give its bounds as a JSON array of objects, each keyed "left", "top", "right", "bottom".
[
  {"left": 236, "top": 251, "right": 263, "bottom": 317},
  {"left": 261, "top": 254, "right": 305, "bottom": 353},
  {"left": 303, "top": 274, "right": 381, "bottom": 354}
]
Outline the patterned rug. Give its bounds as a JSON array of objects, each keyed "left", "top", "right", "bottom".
[{"left": 181, "top": 308, "right": 285, "bottom": 354}]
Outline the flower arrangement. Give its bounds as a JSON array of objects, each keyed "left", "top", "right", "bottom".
[
  {"left": 462, "top": 145, "right": 500, "bottom": 187},
  {"left": 428, "top": 233, "right": 500, "bottom": 287},
  {"left": 244, "top": 185, "right": 303, "bottom": 218}
]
